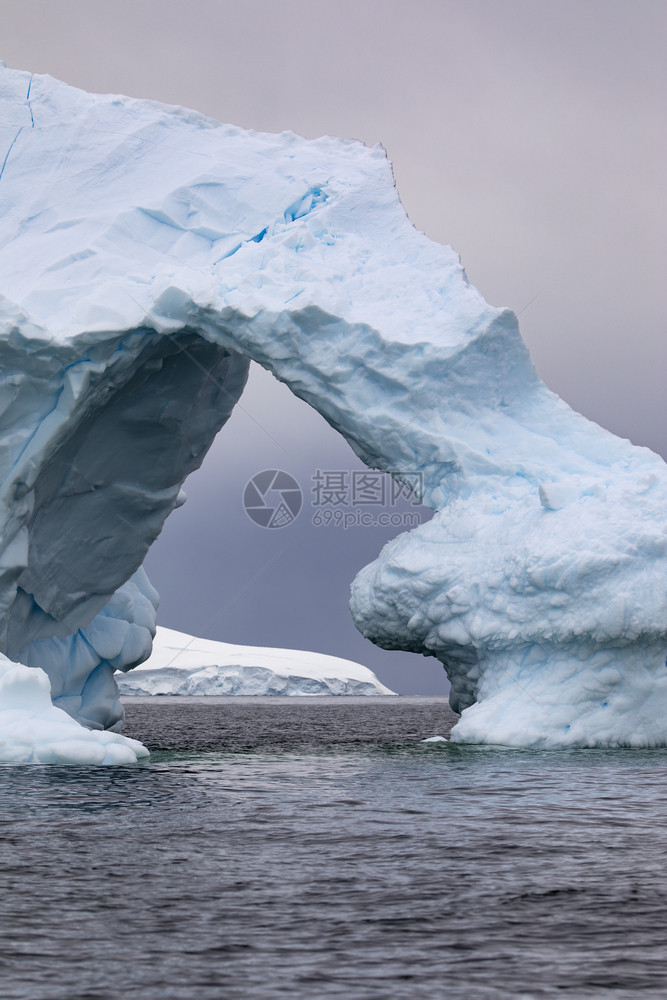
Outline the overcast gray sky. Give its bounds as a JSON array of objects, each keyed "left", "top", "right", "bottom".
[{"left": 1, "top": 0, "right": 665, "bottom": 693}]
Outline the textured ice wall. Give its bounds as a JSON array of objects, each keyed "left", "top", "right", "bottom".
[{"left": 0, "top": 65, "right": 666, "bottom": 749}]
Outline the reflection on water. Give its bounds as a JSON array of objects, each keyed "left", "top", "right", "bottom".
[{"left": 1, "top": 697, "right": 667, "bottom": 999}]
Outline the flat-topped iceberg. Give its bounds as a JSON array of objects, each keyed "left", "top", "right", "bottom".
[
  {"left": 116, "top": 626, "right": 396, "bottom": 697},
  {"left": 0, "top": 64, "right": 665, "bottom": 755}
]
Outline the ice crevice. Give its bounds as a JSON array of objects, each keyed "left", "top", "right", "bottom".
[
  {"left": 0, "top": 65, "right": 665, "bottom": 760},
  {"left": 26, "top": 74, "right": 35, "bottom": 128},
  {"left": 0, "top": 127, "right": 24, "bottom": 183}
]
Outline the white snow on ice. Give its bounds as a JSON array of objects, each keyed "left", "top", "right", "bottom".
[{"left": 0, "top": 65, "right": 665, "bottom": 757}]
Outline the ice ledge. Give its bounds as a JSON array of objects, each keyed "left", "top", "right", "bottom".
[{"left": 0, "top": 654, "right": 148, "bottom": 763}]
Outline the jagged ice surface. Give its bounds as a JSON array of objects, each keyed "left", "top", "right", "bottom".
[
  {"left": 0, "top": 65, "right": 665, "bottom": 757},
  {"left": 116, "top": 627, "right": 396, "bottom": 697}
]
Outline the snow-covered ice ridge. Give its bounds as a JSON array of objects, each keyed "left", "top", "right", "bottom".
[
  {"left": 116, "top": 627, "right": 395, "bottom": 697},
  {"left": 0, "top": 65, "right": 665, "bottom": 758}
]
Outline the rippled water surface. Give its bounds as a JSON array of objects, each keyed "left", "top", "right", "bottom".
[{"left": 2, "top": 697, "right": 667, "bottom": 999}]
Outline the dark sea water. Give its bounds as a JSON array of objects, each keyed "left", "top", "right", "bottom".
[{"left": 2, "top": 697, "right": 667, "bottom": 999}]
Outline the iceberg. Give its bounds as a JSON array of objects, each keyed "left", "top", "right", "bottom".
[
  {"left": 116, "top": 626, "right": 396, "bottom": 697},
  {"left": 0, "top": 64, "right": 665, "bottom": 755}
]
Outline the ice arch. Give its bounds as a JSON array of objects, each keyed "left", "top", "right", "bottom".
[{"left": 0, "top": 66, "right": 666, "bottom": 749}]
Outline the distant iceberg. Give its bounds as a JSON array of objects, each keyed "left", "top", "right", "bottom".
[{"left": 116, "top": 627, "right": 396, "bottom": 697}]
